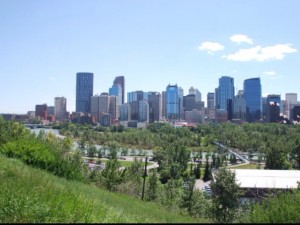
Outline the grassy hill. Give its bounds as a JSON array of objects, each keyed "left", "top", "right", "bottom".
[{"left": 0, "top": 154, "right": 210, "bottom": 223}]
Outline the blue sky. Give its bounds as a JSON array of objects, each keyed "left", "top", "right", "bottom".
[{"left": 1, "top": 0, "right": 299, "bottom": 114}]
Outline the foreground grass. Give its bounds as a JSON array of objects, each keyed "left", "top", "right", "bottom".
[{"left": 0, "top": 154, "right": 209, "bottom": 223}]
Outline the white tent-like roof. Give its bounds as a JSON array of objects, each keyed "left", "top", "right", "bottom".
[{"left": 229, "top": 169, "right": 300, "bottom": 189}]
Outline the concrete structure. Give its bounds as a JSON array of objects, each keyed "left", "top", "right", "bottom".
[{"left": 54, "top": 97, "right": 67, "bottom": 121}]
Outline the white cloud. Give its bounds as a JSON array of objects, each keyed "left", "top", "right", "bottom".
[
  {"left": 261, "top": 71, "right": 283, "bottom": 79},
  {"left": 49, "top": 77, "right": 56, "bottom": 81},
  {"left": 223, "top": 44, "right": 297, "bottom": 62},
  {"left": 198, "top": 42, "right": 224, "bottom": 54},
  {"left": 262, "top": 71, "right": 277, "bottom": 76},
  {"left": 230, "top": 34, "right": 253, "bottom": 44}
]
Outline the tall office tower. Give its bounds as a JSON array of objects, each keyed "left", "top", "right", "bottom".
[
  {"left": 266, "top": 94, "right": 281, "bottom": 123},
  {"left": 178, "top": 87, "right": 184, "bottom": 120},
  {"left": 127, "top": 91, "right": 147, "bottom": 103},
  {"left": 119, "top": 103, "right": 131, "bottom": 121},
  {"left": 233, "top": 90, "right": 246, "bottom": 121},
  {"left": 262, "top": 97, "right": 268, "bottom": 121},
  {"left": 207, "top": 92, "right": 215, "bottom": 109},
  {"left": 215, "top": 76, "right": 235, "bottom": 120},
  {"left": 35, "top": 104, "right": 48, "bottom": 120},
  {"left": 47, "top": 106, "right": 55, "bottom": 116},
  {"left": 183, "top": 94, "right": 196, "bottom": 111},
  {"left": 139, "top": 100, "right": 149, "bottom": 122},
  {"left": 243, "top": 78, "right": 262, "bottom": 122},
  {"left": 189, "top": 87, "right": 202, "bottom": 102},
  {"left": 161, "top": 91, "right": 166, "bottom": 119},
  {"left": 286, "top": 93, "right": 298, "bottom": 119},
  {"left": 76, "top": 72, "right": 94, "bottom": 113},
  {"left": 109, "top": 96, "right": 118, "bottom": 122},
  {"left": 91, "top": 95, "right": 101, "bottom": 122},
  {"left": 90, "top": 93, "right": 110, "bottom": 123},
  {"left": 129, "top": 101, "right": 139, "bottom": 121},
  {"left": 109, "top": 83, "right": 122, "bottom": 106},
  {"left": 54, "top": 97, "right": 67, "bottom": 121},
  {"left": 166, "top": 84, "right": 180, "bottom": 120},
  {"left": 148, "top": 92, "right": 161, "bottom": 123},
  {"left": 113, "top": 76, "right": 125, "bottom": 104}
]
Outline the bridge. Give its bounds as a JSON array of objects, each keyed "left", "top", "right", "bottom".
[{"left": 213, "top": 141, "right": 250, "bottom": 164}]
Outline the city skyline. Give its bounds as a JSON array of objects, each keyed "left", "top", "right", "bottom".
[{"left": 1, "top": 0, "right": 299, "bottom": 114}]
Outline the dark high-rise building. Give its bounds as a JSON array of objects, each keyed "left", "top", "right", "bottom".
[
  {"left": 244, "top": 78, "right": 262, "bottom": 122},
  {"left": 113, "top": 76, "right": 125, "bottom": 104},
  {"left": 148, "top": 92, "right": 161, "bottom": 123},
  {"left": 35, "top": 104, "right": 48, "bottom": 120},
  {"left": 76, "top": 72, "right": 94, "bottom": 113},
  {"left": 183, "top": 94, "right": 196, "bottom": 111},
  {"left": 215, "top": 76, "right": 234, "bottom": 121},
  {"left": 266, "top": 94, "right": 281, "bottom": 123},
  {"left": 207, "top": 92, "right": 215, "bottom": 110}
]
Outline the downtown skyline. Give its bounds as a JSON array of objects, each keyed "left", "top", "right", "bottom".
[{"left": 1, "top": 0, "right": 299, "bottom": 114}]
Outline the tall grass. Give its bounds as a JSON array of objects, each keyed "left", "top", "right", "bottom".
[{"left": 0, "top": 155, "right": 209, "bottom": 223}]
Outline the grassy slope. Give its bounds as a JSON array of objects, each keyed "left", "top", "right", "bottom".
[{"left": 0, "top": 155, "right": 209, "bottom": 223}]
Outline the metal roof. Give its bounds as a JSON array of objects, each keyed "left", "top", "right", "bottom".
[{"left": 229, "top": 169, "right": 300, "bottom": 189}]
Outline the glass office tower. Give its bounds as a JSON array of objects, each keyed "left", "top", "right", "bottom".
[
  {"left": 244, "top": 78, "right": 262, "bottom": 122},
  {"left": 166, "top": 84, "right": 180, "bottom": 120},
  {"left": 113, "top": 76, "right": 125, "bottom": 104},
  {"left": 76, "top": 72, "right": 94, "bottom": 113},
  {"left": 215, "top": 76, "right": 234, "bottom": 120}
]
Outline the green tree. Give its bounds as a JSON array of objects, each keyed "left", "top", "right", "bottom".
[
  {"left": 194, "top": 161, "right": 201, "bottom": 179},
  {"left": 210, "top": 168, "right": 241, "bottom": 224},
  {"left": 203, "top": 159, "right": 211, "bottom": 182},
  {"left": 145, "top": 170, "right": 159, "bottom": 201},
  {"left": 98, "top": 159, "right": 125, "bottom": 191}
]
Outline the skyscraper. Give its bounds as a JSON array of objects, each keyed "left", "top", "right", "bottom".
[
  {"left": 266, "top": 94, "right": 281, "bottom": 123},
  {"left": 207, "top": 92, "right": 215, "bottom": 110},
  {"left": 244, "top": 78, "right": 262, "bottom": 122},
  {"left": 35, "top": 104, "right": 48, "bottom": 120},
  {"left": 166, "top": 84, "right": 180, "bottom": 120},
  {"left": 233, "top": 90, "right": 246, "bottom": 121},
  {"left": 215, "top": 76, "right": 234, "bottom": 120},
  {"left": 148, "top": 92, "right": 161, "bottom": 123},
  {"left": 76, "top": 72, "right": 94, "bottom": 113},
  {"left": 109, "top": 83, "right": 122, "bottom": 106},
  {"left": 113, "top": 76, "right": 125, "bottom": 104},
  {"left": 54, "top": 97, "right": 67, "bottom": 121}
]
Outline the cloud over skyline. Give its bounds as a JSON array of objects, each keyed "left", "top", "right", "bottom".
[
  {"left": 198, "top": 42, "right": 224, "bottom": 54},
  {"left": 223, "top": 44, "right": 297, "bottom": 62},
  {"left": 230, "top": 34, "right": 253, "bottom": 44}
]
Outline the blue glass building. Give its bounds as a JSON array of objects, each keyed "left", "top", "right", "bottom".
[
  {"left": 166, "top": 84, "right": 180, "bottom": 120},
  {"left": 109, "top": 84, "right": 122, "bottom": 106},
  {"left": 76, "top": 72, "right": 94, "bottom": 113},
  {"left": 244, "top": 78, "right": 262, "bottom": 122},
  {"left": 215, "top": 76, "right": 234, "bottom": 120}
]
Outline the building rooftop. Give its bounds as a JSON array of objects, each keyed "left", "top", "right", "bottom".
[{"left": 230, "top": 169, "right": 300, "bottom": 189}]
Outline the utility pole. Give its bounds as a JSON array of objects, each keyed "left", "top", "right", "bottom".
[{"left": 141, "top": 157, "right": 148, "bottom": 200}]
